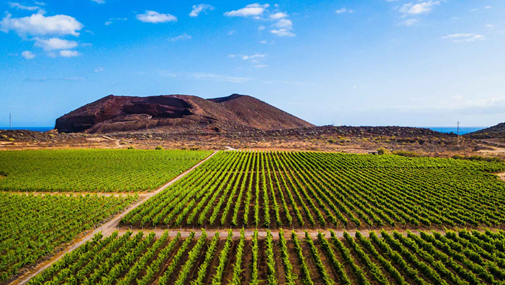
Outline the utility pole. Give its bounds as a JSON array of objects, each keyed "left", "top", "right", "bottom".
[
  {"left": 9, "top": 113, "right": 12, "bottom": 131},
  {"left": 457, "top": 121, "right": 460, "bottom": 146}
]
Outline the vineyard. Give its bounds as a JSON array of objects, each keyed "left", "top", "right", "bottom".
[
  {"left": 122, "top": 151, "right": 505, "bottom": 229},
  {"left": 29, "top": 228, "right": 505, "bottom": 285},
  {"left": 0, "top": 149, "right": 212, "bottom": 192},
  {"left": 0, "top": 193, "right": 136, "bottom": 283}
]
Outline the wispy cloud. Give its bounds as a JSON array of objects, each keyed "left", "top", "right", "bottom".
[
  {"left": 91, "top": 0, "right": 105, "bottom": 4},
  {"left": 336, "top": 8, "right": 354, "bottom": 14},
  {"left": 26, "top": 76, "right": 84, "bottom": 82},
  {"left": 442, "top": 33, "right": 485, "bottom": 43},
  {"left": 136, "top": 11, "right": 177, "bottom": 23},
  {"left": 399, "top": 1, "right": 441, "bottom": 15},
  {"left": 399, "top": 18, "right": 419, "bottom": 26},
  {"left": 271, "top": 18, "right": 295, "bottom": 37},
  {"left": 242, "top": 53, "right": 267, "bottom": 60},
  {"left": 170, "top": 34, "right": 191, "bottom": 41},
  {"left": 95, "top": 67, "right": 104, "bottom": 72},
  {"left": 190, "top": 72, "right": 253, "bottom": 83},
  {"left": 224, "top": 3, "right": 270, "bottom": 17},
  {"left": 59, "top": 50, "right": 80, "bottom": 57},
  {"left": 105, "top": 17, "right": 127, "bottom": 26},
  {"left": 189, "top": 4, "right": 214, "bottom": 17},
  {"left": 21, "top": 50, "right": 35, "bottom": 59},
  {"left": 9, "top": 2, "right": 45, "bottom": 13}
]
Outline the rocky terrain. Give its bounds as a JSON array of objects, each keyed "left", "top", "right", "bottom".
[
  {"left": 55, "top": 94, "right": 314, "bottom": 134},
  {"left": 466, "top": 122, "right": 505, "bottom": 139}
]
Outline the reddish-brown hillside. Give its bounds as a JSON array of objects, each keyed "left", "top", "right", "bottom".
[
  {"left": 209, "top": 94, "right": 314, "bottom": 130},
  {"left": 55, "top": 94, "right": 314, "bottom": 133}
]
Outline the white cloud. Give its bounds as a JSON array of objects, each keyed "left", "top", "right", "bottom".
[
  {"left": 224, "top": 3, "right": 270, "bottom": 17},
  {"left": 21, "top": 50, "right": 35, "bottom": 59},
  {"left": 105, "top": 17, "right": 127, "bottom": 26},
  {"left": 258, "top": 25, "right": 265, "bottom": 30},
  {"left": 399, "top": 18, "right": 419, "bottom": 26},
  {"left": 271, "top": 28, "right": 295, "bottom": 37},
  {"left": 260, "top": 40, "right": 267, "bottom": 44},
  {"left": 486, "top": 24, "right": 494, "bottom": 28},
  {"left": 228, "top": 30, "right": 235, "bottom": 35},
  {"left": 272, "top": 18, "right": 292, "bottom": 28},
  {"left": 136, "top": 11, "right": 177, "bottom": 23},
  {"left": 191, "top": 72, "right": 252, "bottom": 83},
  {"left": 34, "top": 37, "right": 78, "bottom": 50},
  {"left": 95, "top": 66, "right": 104, "bottom": 72},
  {"left": 271, "top": 18, "right": 295, "bottom": 37},
  {"left": 336, "top": 8, "right": 353, "bottom": 14},
  {"left": 242, "top": 53, "right": 267, "bottom": 60},
  {"left": 269, "top": 12, "right": 288, "bottom": 19},
  {"left": 91, "top": 0, "right": 105, "bottom": 4},
  {"left": 485, "top": 5, "right": 492, "bottom": 9},
  {"left": 254, "top": 64, "right": 267, "bottom": 68},
  {"left": 399, "top": 1, "right": 440, "bottom": 15},
  {"left": 0, "top": 13, "right": 83, "bottom": 37},
  {"left": 228, "top": 54, "right": 236, "bottom": 58},
  {"left": 170, "top": 34, "right": 191, "bottom": 41},
  {"left": 442, "top": 33, "right": 485, "bottom": 42},
  {"left": 189, "top": 4, "right": 214, "bottom": 17},
  {"left": 34, "top": 2, "right": 45, "bottom": 5},
  {"left": 9, "top": 2, "right": 45, "bottom": 13},
  {"left": 59, "top": 50, "right": 80, "bottom": 57}
]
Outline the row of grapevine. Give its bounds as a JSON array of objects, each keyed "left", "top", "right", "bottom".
[
  {"left": 122, "top": 150, "right": 505, "bottom": 229},
  {"left": 29, "top": 228, "right": 505, "bottom": 284},
  {"left": 0, "top": 149, "right": 213, "bottom": 192},
  {"left": 0, "top": 193, "right": 136, "bottom": 283}
]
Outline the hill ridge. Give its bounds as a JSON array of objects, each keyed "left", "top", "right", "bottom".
[{"left": 55, "top": 94, "right": 314, "bottom": 133}]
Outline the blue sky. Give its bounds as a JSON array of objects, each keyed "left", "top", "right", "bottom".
[{"left": 1, "top": 0, "right": 504, "bottom": 128}]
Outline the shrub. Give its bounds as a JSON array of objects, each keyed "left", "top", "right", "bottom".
[
  {"left": 155, "top": 145, "right": 164, "bottom": 150},
  {"left": 377, "top": 148, "right": 391, "bottom": 155},
  {"left": 393, "top": 150, "right": 422, "bottom": 157}
]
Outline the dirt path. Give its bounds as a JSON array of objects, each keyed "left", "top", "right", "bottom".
[
  {"left": 498, "top": 172, "right": 505, "bottom": 182},
  {"left": 93, "top": 227, "right": 505, "bottom": 240},
  {"left": 12, "top": 151, "right": 217, "bottom": 285}
]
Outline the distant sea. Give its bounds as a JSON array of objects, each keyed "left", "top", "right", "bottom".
[
  {"left": 426, "top": 127, "right": 485, "bottom": 135},
  {"left": 0, "top": 127, "right": 53, "bottom": 132}
]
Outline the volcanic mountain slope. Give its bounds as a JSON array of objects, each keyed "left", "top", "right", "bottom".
[
  {"left": 55, "top": 94, "right": 314, "bottom": 134},
  {"left": 466, "top": 122, "right": 505, "bottom": 139}
]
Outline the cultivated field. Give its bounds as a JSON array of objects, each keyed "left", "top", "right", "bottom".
[
  {"left": 3, "top": 149, "right": 505, "bottom": 285},
  {"left": 0, "top": 193, "right": 136, "bottom": 283},
  {"left": 0, "top": 149, "right": 212, "bottom": 192},
  {"left": 28, "top": 228, "right": 505, "bottom": 285},
  {"left": 122, "top": 151, "right": 505, "bottom": 230}
]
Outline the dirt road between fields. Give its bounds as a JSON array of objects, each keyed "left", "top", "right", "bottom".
[
  {"left": 93, "top": 227, "right": 505, "bottom": 241},
  {"left": 498, "top": 172, "right": 505, "bottom": 182},
  {"left": 13, "top": 151, "right": 217, "bottom": 285}
]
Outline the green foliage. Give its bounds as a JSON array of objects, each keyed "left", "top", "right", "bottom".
[
  {"left": 0, "top": 193, "right": 136, "bottom": 283},
  {"left": 123, "top": 150, "right": 505, "bottom": 229},
  {"left": 29, "top": 228, "right": 505, "bottom": 285},
  {"left": 0, "top": 149, "right": 212, "bottom": 192}
]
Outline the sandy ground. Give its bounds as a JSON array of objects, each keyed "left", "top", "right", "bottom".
[
  {"left": 101, "top": 227, "right": 505, "bottom": 240},
  {"left": 12, "top": 151, "right": 217, "bottom": 285},
  {"left": 498, "top": 172, "right": 505, "bottom": 182}
]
